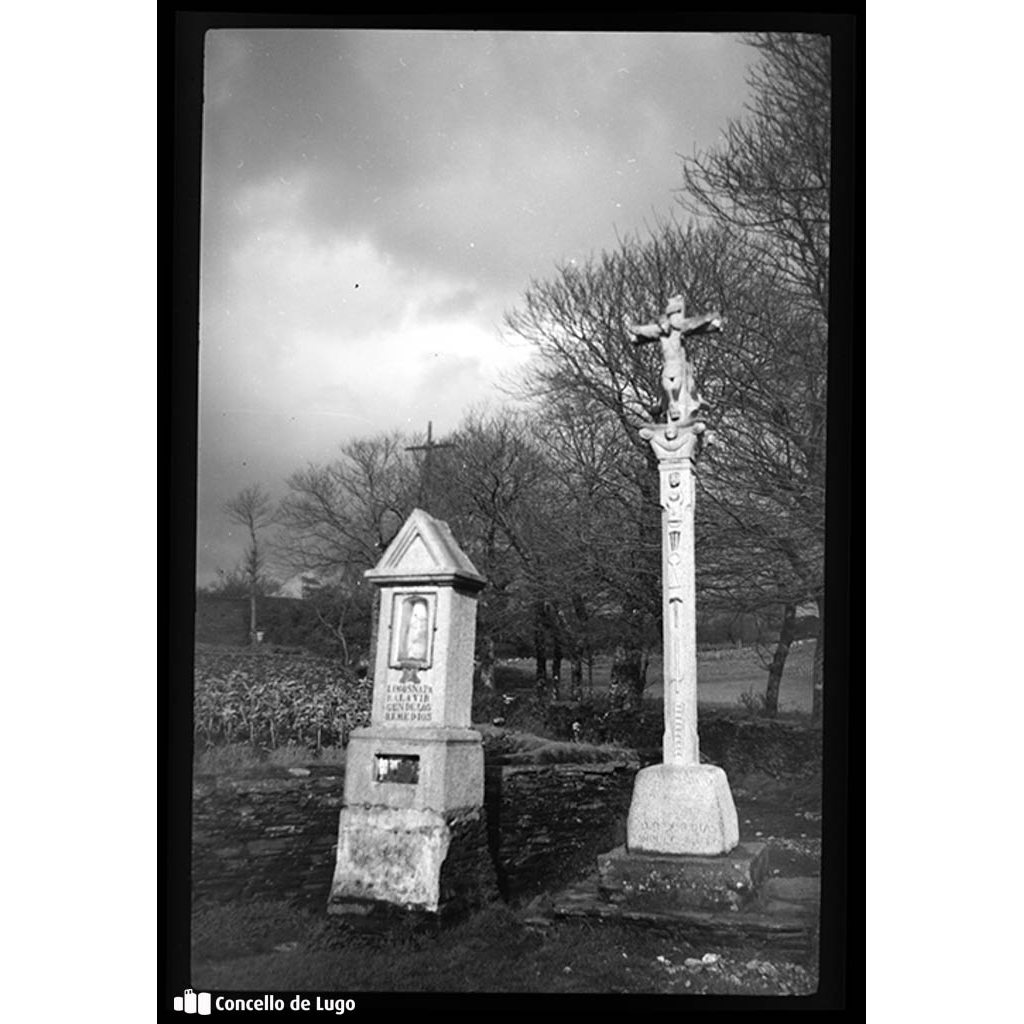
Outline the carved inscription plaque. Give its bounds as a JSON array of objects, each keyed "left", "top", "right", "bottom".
[{"left": 383, "top": 669, "right": 434, "bottom": 723}]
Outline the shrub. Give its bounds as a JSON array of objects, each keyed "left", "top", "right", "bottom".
[
  {"left": 471, "top": 686, "right": 508, "bottom": 725},
  {"left": 472, "top": 689, "right": 665, "bottom": 749},
  {"left": 538, "top": 696, "right": 663, "bottom": 749},
  {"left": 492, "top": 662, "right": 537, "bottom": 691},
  {"left": 476, "top": 726, "right": 636, "bottom": 766},
  {"left": 737, "top": 686, "right": 769, "bottom": 717}
]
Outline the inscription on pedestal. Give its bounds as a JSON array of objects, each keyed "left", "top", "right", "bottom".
[{"left": 383, "top": 672, "right": 434, "bottom": 723}]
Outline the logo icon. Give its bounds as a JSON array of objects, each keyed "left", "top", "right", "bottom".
[{"left": 173, "top": 989, "right": 212, "bottom": 1015}]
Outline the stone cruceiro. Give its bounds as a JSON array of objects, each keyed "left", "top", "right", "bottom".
[{"left": 624, "top": 295, "right": 740, "bottom": 858}]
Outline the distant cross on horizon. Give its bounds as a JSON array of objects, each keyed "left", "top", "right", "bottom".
[{"left": 405, "top": 421, "right": 456, "bottom": 513}]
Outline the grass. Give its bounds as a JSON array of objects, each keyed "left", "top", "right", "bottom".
[
  {"left": 194, "top": 743, "right": 347, "bottom": 774},
  {"left": 268, "top": 743, "right": 347, "bottom": 766},
  {"left": 193, "top": 744, "right": 263, "bottom": 774},
  {"left": 191, "top": 899, "right": 817, "bottom": 995}
]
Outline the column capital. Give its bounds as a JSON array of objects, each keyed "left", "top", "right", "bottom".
[{"left": 639, "top": 420, "right": 705, "bottom": 462}]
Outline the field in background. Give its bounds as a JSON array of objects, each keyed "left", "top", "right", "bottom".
[
  {"left": 500, "top": 642, "right": 815, "bottom": 715},
  {"left": 190, "top": 642, "right": 816, "bottom": 761}
]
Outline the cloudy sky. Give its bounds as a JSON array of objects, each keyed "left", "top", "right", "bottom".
[{"left": 197, "top": 29, "right": 757, "bottom": 586}]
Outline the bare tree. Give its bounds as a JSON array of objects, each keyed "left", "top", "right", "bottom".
[
  {"left": 412, "top": 407, "right": 626, "bottom": 699},
  {"left": 505, "top": 206, "right": 827, "bottom": 715},
  {"left": 679, "top": 32, "right": 830, "bottom": 317},
  {"left": 529, "top": 399, "right": 665, "bottom": 705},
  {"left": 506, "top": 34, "right": 832, "bottom": 719},
  {"left": 679, "top": 31, "right": 830, "bottom": 721},
  {"left": 276, "top": 433, "right": 414, "bottom": 574},
  {"left": 276, "top": 432, "right": 417, "bottom": 667},
  {"left": 504, "top": 222, "right": 756, "bottom": 705},
  {"left": 426, "top": 409, "right": 559, "bottom": 690},
  {"left": 222, "top": 484, "right": 278, "bottom": 645}
]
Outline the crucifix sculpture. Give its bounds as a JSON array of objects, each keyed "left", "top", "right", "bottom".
[{"left": 628, "top": 294, "right": 724, "bottom": 439}]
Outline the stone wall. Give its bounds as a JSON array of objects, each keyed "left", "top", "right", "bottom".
[
  {"left": 192, "top": 767, "right": 346, "bottom": 908},
  {"left": 698, "top": 714, "right": 823, "bottom": 778},
  {"left": 192, "top": 760, "right": 639, "bottom": 909},
  {"left": 190, "top": 716, "right": 820, "bottom": 911},
  {"left": 484, "top": 762, "right": 638, "bottom": 902}
]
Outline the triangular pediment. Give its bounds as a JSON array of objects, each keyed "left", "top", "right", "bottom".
[
  {"left": 366, "top": 508, "right": 485, "bottom": 586},
  {"left": 384, "top": 527, "right": 441, "bottom": 573}
]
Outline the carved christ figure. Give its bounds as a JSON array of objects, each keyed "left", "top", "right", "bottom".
[{"left": 628, "top": 294, "right": 723, "bottom": 436}]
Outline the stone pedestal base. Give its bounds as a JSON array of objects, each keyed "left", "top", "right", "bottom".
[
  {"left": 327, "top": 805, "right": 497, "bottom": 918},
  {"left": 597, "top": 842, "right": 768, "bottom": 912},
  {"left": 627, "top": 763, "right": 740, "bottom": 855}
]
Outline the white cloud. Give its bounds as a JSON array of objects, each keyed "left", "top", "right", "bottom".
[{"left": 196, "top": 211, "right": 530, "bottom": 583}]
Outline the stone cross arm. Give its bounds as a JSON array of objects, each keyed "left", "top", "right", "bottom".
[
  {"left": 627, "top": 312, "right": 725, "bottom": 345},
  {"left": 628, "top": 322, "right": 665, "bottom": 344},
  {"left": 677, "top": 312, "right": 725, "bottom": 337}
]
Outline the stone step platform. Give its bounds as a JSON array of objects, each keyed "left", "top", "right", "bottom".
[
  {"left": 758, "top": 875, "right": 820, "bottom": 915},
  {"left": 598, "top": 842, "right": 770, "bottom": 912},
  {"left": 544, "top": 874, "right": 819, "bottom": 955}
]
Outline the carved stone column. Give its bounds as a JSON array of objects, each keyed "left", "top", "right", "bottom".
[
  {"left": 623, "top": 420, "right": 740, "bottom": 856},
  {"left": 643, "top": 422, "right": 701, "bottom": 766}
]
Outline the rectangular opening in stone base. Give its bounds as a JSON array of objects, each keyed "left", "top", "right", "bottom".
[{"left": 374, "top": 754, "right": 420, "bottom": 784}]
